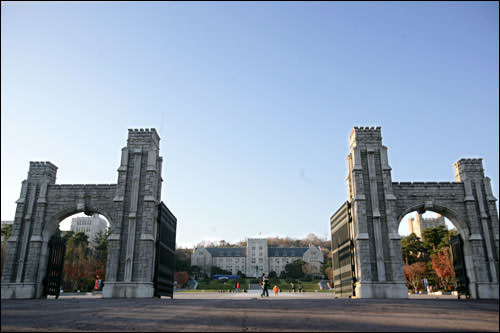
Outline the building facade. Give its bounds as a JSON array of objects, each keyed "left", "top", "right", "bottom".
[
  {"left": 408, "top": 213, "right": 447, "bottom": 239},
  {"left": 191, "top": 238, "right": 324, "bottom": 277},
  {"left": 69, "top": 214, "right": 108, "bottom": 246}
]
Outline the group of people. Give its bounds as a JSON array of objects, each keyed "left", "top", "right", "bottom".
[
  {"left": 290, "top": 281, "right": 303, "bottom": 293},
  {"left": 258, "top": 274, "right": 281, "bottom": 297},
  {"left": 232, "top": 275, "right": 305, "bottom": 297}
]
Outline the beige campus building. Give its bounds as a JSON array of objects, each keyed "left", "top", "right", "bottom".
[
  {"left": 69, "top": 214, "right": 108, "bottom": 246},
  {"left": 408, "top": 213, "right": 447, "bottom": 239},
  {"left": 191, "top": 238, "right": 324, "bottom": 277}
]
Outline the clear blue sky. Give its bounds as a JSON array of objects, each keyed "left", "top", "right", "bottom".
[{"left": 2, "top": 2, "right": 498, "bottom": 248}]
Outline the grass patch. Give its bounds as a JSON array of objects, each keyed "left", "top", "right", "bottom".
[
  {"left": 192, "top": 278, "right": 328, "bottom": 292},
  {"left": 175, "top": 289, "right": 218, "bottom": 293}
]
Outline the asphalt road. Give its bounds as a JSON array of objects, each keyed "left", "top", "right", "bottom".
[{"left": 1, "top": 292, "right": 498, "bottom": 331}]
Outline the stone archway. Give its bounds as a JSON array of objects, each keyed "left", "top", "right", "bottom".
[
  {"left": 332, "top": 126, "right": 499, "bottom": 299},
  {"left": 1, "top": 128, "right": 174, "bottom": 299},
  {"left": 395, "top": 207, "right": 477, "bottom": 296},
  {"left": 37, "top": 208, "right": 113, "bottom": 299}
]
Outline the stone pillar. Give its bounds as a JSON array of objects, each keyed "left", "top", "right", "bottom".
[
  {"left": 102, "top": 128, "right": 162, "bottom": 298},
  {"left": 347, "top": 127, "right": 407, "bottom": 298},
  {"left": 1, "top": 162, "right": 58, "bottom": 299},
  {"left": 454, "top": 159, "right": 499, "bottom": 299}
]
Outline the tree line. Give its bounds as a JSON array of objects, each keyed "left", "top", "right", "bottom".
[
  {"left": 1, "top": 224, "right": 109, "bottom": 292},
  {"left": 401, "top": 226, "right": 458, "bottom": 292},
  {"left": 193, "top": 233, "right": 331, "bottom": 251},
  {"left": 57, "top": 229, "right": 110, "bottom": 292}
]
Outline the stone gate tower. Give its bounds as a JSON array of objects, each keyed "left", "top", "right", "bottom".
[
  {"left": 346, "top": 127, "right": 408, "bottom": 298},
  {"left": 2, "top": 128, "right": 168, "bottom": 299},
  {"left": 343, "top": 126, "right": 499, "bottom": 298}
]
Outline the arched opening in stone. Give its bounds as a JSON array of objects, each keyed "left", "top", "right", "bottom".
[
  {"left": 397, "top": 210, "right": 465, "bottom": 298},
  {"left": 54, "top": 212, "right": 111, "bottom": 296},
  {"left": 398, "top": 211, "right": 456, "bottom": 238}
]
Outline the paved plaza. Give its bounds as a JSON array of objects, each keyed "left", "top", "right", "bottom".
[{"left": 1, "top": 292, "right": 498, "bottom": 332}]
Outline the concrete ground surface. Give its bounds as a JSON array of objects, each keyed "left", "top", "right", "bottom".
[{"left": 1, "top": 292, "right": 498, "bottom": 332}]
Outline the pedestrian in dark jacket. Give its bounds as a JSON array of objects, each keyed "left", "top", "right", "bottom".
[{"left": 261, "top": 276, "right": 270, "bottom": 297}]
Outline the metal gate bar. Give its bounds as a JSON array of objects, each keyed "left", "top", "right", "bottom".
[
  {"left": 44, "top": 235, "right": 66, "bottom": 299},
  {"left": 154, "top": 202, "right": 177, "bottom": 298},
  {"left": 330, "top": 201, "right": 355, "bottom": 297},
  {"left": 451, "top": 235, "right": 470, "bottom": 299}
]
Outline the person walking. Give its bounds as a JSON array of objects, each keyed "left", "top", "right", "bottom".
[
  {"left": 94, "top": 275, "right": 102, "bottom": 291},
  {"left": 261, "top": 276, "right": 270, "bottom": 297},
  {"left": 236, "top": 281, "right": 240, "bottom": 293},
  {"left": 291, "top": 281, "right": 296, "bottom": 293},
  {"left": 298, "top": 282, "right": 303, "bottom": 293}
]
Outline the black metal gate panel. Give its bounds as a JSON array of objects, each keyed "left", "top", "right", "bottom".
[
  {"left": 44, "top": 234, "right": 66, "bottom": 299},
  {"left": 330, "top": 201, "right": 355, "bottom": 297},
  {"left": 154, "top": 201, "right": 177, "bottom": 298},
  {"left": 450, "top": 234, "right": 470, "bottom": 298}
]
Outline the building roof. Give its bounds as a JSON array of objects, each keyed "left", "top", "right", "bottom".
[
  {"left": 206, "top": 248, "right": 246, "bottom": 257},
  {"left": 203, "top": 247, "right": 310, "bottom": 257},
  {"left": 268, "top": 247, "right": 308, "bottom": 257}
]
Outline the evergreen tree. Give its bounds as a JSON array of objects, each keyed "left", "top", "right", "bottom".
[
  {"left": 422, "top": 225, "right": 448, "bottom": 254},
  {"left": 401, "top": 233, "right": 425, "bottom": 264},
  {"left": 285, "top": 259, "right": 306, "bottom": 279}
]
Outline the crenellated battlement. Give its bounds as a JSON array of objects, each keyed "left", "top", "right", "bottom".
[
  {"left": 349, "top": 126, "right": 382, "bottom": 147},
  {"left": 27, "top": 161, "right": 58, "bottom": 184},
  {"left": 127, "top": 128, "right": 160, "bottom": 149},
  {"left": 353, "top": 126, "right": 382, "bottom": 131},
  {"left": 455, "top": 158, "right": 483, "bottom": 165},
  {"left": 392, "top": 181, "right": 460, "bottom": 185},
  {"left": 454, "top": 158, "right": 484, "bottom": 182},
  {"left": 128, "top": 128, "right": 158, "bottom": 134}
]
